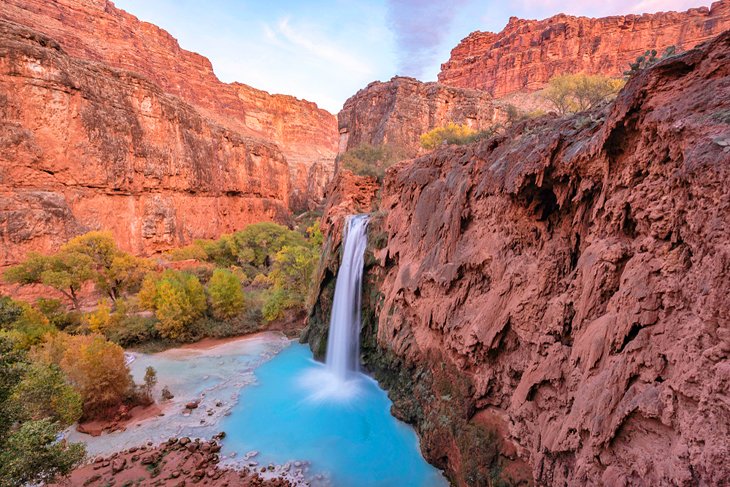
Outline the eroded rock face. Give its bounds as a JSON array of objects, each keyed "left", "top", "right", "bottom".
[
  {"left": 307, "top": 32, "right": 730, "bottom": 485},
  {"left": 0, "top": 20, "right": 290, "bottom": 265},
  {"left": 439, "top": 0, "right": 730, "bottom": 98},
  {"left": 338, "top": 76, "right": 499, "bottom": 158},
  {"left": 0, "top": 0, "right": 337, "bottom": 213}
]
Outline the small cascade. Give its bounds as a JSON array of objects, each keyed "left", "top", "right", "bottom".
[{"left": 325, "top": 214, "right": 369, "bottom": 381}]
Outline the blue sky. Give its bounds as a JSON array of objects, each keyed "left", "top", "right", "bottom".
[{"left": 113, "top": 0, "right": 712, "bottom": 113}]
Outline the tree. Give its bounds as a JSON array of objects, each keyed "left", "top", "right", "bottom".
[
  {"left": 143, "top": 366, "right": 157, "bottom": 402},
  {"left": 62, "top": 231, "right": 150, "bottom": 303},
  {"left": 9, "top": 362, "right": 82, "bottom": 427},
  {"left": 542, "top": 73, "right": 624, "bottom": 115},
  {"left": 207, "top": 269, "right": 245, "bottom": 320},
  {"left": 227, "top": 223, "right": 308, "bottom": 271},
  {"left": 3, "top": 251, "right": 94, "bottom": 310},
  {"left": 0, "top": 418, "right": 85, "bottom": 486},
  {"left": 270, "top": 246, "right": 317, "bottom": 298},
  {"left": 0, "top": 335, "right": 85, "bottom": 487},
  {"left": 2, "top": 304, "right": 56, "bottom": 350},
  {"left": 139, "top": 271, "right": 207, "bottom": 340},
  {"left": 35, "top": 333, "right": 133, "bottom": 418}
]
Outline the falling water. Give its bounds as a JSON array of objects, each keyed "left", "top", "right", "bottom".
[{"left": 325, "top": 214, "right": 369, "bottom": 381}]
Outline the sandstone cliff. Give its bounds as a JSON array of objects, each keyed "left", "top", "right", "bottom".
[
  {"left": 0, "top": 0, "right": 338, "bottom": 212},
  {"left": 0, "top": 20, "right": 290, "bottom": 266},
  {"left": 439, "top": 0, "right": 730, "bottom": 98},
  {"left": 338, "top": 76, "right": 499, "bottom": 158},
  {"left": 307, "top": 32, "right": 730, "bottom": 485}
]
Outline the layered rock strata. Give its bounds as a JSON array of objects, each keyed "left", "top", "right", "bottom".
[
  {"left": 0, "top": 20, "right": 290, "bottom": 265},
  {"left": 0, "top": 0, "right": 337, "bottom": 221},
  {"left": 338, "top": 76, "right": 499, "bottom": 158},
  {"left": 307, "top": 32, "right": 730, "bottom": 485},
  {"left": 439, "top": 0, "right": 730, "bottom": 98}
]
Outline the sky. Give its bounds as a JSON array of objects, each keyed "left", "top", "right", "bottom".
[{"left": 113, "top": 0, "right": 713, "bottom": 113}]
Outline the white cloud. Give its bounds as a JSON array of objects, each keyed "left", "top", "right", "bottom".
[{"left": 265, "top": 17, "right": 373, "bottom": 75}]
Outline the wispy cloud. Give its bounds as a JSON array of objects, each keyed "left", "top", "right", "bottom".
[
  {"left": 264, "top": 17, "right": 372, "bottom": 75},
  {"left": 386, "top": 0, "right": 470, "bottom": 79}
]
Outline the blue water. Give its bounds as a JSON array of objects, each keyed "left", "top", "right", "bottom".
[{"left": 220, "top": 343, "right": 447, "bottom": 487}]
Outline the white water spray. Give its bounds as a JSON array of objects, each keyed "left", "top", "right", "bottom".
[{"left": 325, "top": 214, "right": 369, "bottom": 381}]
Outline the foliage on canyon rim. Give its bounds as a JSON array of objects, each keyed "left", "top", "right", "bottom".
[
  {"left": 624, "top": 46, "right": 677, "bottom": 78},
  {"left": 339, "top": 143, "right": 407, "bottom": 180},
  {"left": 541, "top": 73, "right": 624, "bottom": 115},
  {"left": 419, "top": 122, "right": 498, "bottom": 150}
]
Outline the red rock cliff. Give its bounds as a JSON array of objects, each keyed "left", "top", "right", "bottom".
[
  {"left": 0, "top": 0, "right": 338, "bottom": 212},
  {"left": 0, "top": 20, "right": 290, "bottom": 266},
  {"left": 307, "top": 31, "right": 730, "bottom": 485},
  {"left": 439, "top": 0, "right": 730, "bottom": 98},
  {"left": 338, "top": 76, "right": 499, "bottom": 158}
]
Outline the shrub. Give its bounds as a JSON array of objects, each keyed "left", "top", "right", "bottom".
[
  {"left": 207, "top": 269, "right": 245, "bottom": 320},
  {"left": 0, "top": 418, "right": 85, "bottom": 486},
  {"left": 0, "top": 336, "right": 85, "bottom": 486},
  {"left": 9, "top": 362, "right": 82, "bottom": 427},
  {"left": 34, "top": 333, "right": 133, "bottom": 418},
  {"left": 2, "top": 304, "right": 56, "bottom": 350},
  {"left": 339, "top": 144, "right": 406, "bottom": 179},
  {"left": 624, "top": 46, "right": 677, "bottom": 78},
  {"left": 419, "top": 123, "right": 496, "bottom": 150},
  {"left": 105, "top": 315, "right": 158, "bottom": 347},
  {"left": 542, "top": 73, "right": 624, "bottom": 115},
  {"left": 261, "top": 288, "right": 290, "bottom": 322}
]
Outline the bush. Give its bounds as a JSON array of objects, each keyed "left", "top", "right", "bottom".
[
  {"left": 139, "top": 271, "right": 207, "bottom": 341},
  {"left": 624, "top": 46, "right": 677, "bottom": 78},
  {"left": 105, "top": 315, "right": 158, "bottom": 347},
  {"left": 207, "top": 269, "right": 245, "bottom": 320},
  {"left": 419, "top": 123, "right": 496, "bottom": 150},
  {"left": 9, "top": 362, "right": 82, "bottom": 427},
  {"left": 34, "top": 333, "right": 133, "bottom": 418},
  {"left": 0, "top": 336, "right": 85, "bottom": 486},
  {"left": 0, "top": 418, "right": 85, "bottom": 486},
  {"left": 542, "top": 73, "right": 624, "bottom": 115},
  {"left": 339, "top": 144, "right": 406, "bottom": 179}
]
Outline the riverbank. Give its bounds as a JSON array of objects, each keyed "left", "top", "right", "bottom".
[{"left": 51, "top": 435, "right": 295, "bottom": 487}]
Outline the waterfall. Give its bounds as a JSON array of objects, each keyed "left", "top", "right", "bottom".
[{"left": 325, "top": 214, "right": 369, "bottom": 381}]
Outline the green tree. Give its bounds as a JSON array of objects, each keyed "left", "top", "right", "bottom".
[
  {"left": 139, "top": 271, "right": 207, "bottom": 340},
  {"left": 62, "top": 231, "right": 150, "bottom": 303},
  {"left": 143, "top": 366, "right": 157, "bottom": 402},
  {"left": 270, "top": 245, "right": 317, "bottom": 298},
  {"left": 9, "top": 362, "right": 82, "bottom": 427},
  {"left": 227, "top": 222, "right": 307, "bottom": 271},
  {"left": 0, "top": 335, "right": 85, "bottom": 487},
  {"left": 0, "top": 418, "right": 85, "bottom": 486},
  {"left": 2, "top": 304, "right": 57, "bottom": 350},
  {"left": 3, "top": 251, "right": 94, "bottom": 310},
  {"left": 208, "top": 269, "right": 245, "bottom": 320}
]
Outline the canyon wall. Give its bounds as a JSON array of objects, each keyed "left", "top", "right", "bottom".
[
  {"left": 0, "top": 0, "right": 338, "bottom": 213},
  {"left": 0, "top": 20, "right": 291, "bottom": 266},
  {"left": 439, "top": 0, "right": 730, "bottom": 98},
  {"left": 306, "top": 32, "right": 730, "bottom": 485},
  {"left": 338, "top": 76, "right": 499, "bottom": 158}
]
